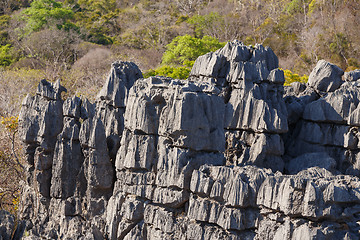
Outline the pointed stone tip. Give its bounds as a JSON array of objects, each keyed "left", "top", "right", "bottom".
[
  {"left": 21, "top": 94, "right": 32, "bottom": 105},
  {"left": 308, "top": 60, "right": 344, "bottom": 93},
  {"left": 55, "top": 79, "right": 67, "bottom": 93},
  {"left": 96, "top": 61, "right": 143, "bottom": 108},
  {"left": 37, "top": 79, "right": 67, "bottom": 100}
]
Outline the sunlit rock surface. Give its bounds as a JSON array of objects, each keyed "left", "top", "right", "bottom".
[{"left": 16, "top": 42, "right": 360, "bottom": 239}]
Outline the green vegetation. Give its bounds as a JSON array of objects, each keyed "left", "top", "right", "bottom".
[
  {"left": 187, "top": 12, "right": 222, "bottom": 38},
  {"left": 282, "top": 69, "right": 308, "bottom": 86},
  {"left": 21, "top": 0, "right": 75, "bottom": 34},
  {"left": 0, "top": 44, "right": 15, "bottom": 66},
  {"left": 0, "top": 0, "right": 359, "bottom": 74},
  {"left": 162, "top": 35, "right": 224, "bottom": 66},
  {"left": 145, "top": 35, "right": 224, "bottom": 79},
  {"left": 144, "top": 65, "right": 191, "bottom": 79}
]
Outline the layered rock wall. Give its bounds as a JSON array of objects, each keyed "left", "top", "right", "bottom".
[{"left": 16, "top": 41, "right": 360, "bottom": 239}]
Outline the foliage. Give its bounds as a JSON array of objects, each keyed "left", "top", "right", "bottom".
[
  {"left": 308, "top": 0, "right": 317, "bottom": 14},
  {"left": 162, "top": 35, "right": 225, "bottom": 66},
  {"left": 187, "top": 12, "right": 222, "bottom": 38},
  {"left": 144, "top": 34, "right": 224, "bottom": 79},
  {"left": 20, "top": 0, "right": 75, "bottom": 35},
  {"left": 2, "top": 0, "right": 358, "bottom": 78},
  {"left": 282, "top": 69, "right": 308, "bottom": 86},
  {"left": 144, "top": 65, "right": 191, "bottom": 80},
  {"left": 1, "top": 116, "right": 18, "bottom": 133},
  {"left": 72, "top": 0, "right": 119, "bottom": 44},
  {"left": 0, "top": 115, "right": 23, "bottom": 215},
  {"left": 0, "top": 44, "right": 15, "bottom": 66}
]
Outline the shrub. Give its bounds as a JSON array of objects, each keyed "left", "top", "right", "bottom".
[
  {"left": 144, "top": 65, "right": 190, "bottom": 79},
  {"left": 20, "top": 0, "right": 75, "bottom": 35},
  {"left": 162, "top": 34, "right": 225, "bottom": 66},
  {"left": 0, "top": 44, "right": 15, "bottom": 67},
  {"left": 282, "top": 68, "right": 308, "bottom": 86},
  {"left": 0, "top": 115, "right": 24, "bottom": 215}
]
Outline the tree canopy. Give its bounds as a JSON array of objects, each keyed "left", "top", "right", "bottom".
[
  {"left": 144, "top": 35, "right": 224, "bottom": 79},
  {"left": 21, "top": 0, "right": 74, "bottom": 34},
  {"left": 162, "top": 35, "right": 225, "bottom": 66}
]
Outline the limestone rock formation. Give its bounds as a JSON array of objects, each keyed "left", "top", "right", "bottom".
[
  {"left": 285, "top": 67, "right": 360, "bottom": 177},
  {"left": 0, "top": 210, "right": 25, "bottom": 240},
  {"left": 18, "top": 61, "right": 143, "bottom": 239},
  {"left": 14, "top": 41, "right": 360, "bottom": 240},
  {"left": 257, "top": 168, "right": 360, "bottom": 239},
  {"left": 190, "top": 41, "right": 288, "bottom": 172},
  {"left": 307, "top": 60, "right": 344, "bottom": 93}
]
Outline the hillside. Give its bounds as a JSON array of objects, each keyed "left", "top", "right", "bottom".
[{"left": 0, "top": 0, "right": 359, "bottom": 114}]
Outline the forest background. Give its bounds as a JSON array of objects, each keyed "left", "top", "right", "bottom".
[{"left": 0, "top": 0, "right": 359, "bottom": 214}]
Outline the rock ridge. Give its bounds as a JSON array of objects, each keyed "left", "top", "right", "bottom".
[{"left": 14, "top": 42, "right": 360, "bottom": 239}]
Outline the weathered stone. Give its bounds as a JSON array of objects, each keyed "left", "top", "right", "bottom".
[
  {"left": 303, "top": 86, "right": 360, "bottom": 123},
  {"left": 250, "top": 44, "right": 278, "bottom": 71},
  {"left": 307, "top": 60, "right": 344, "bottom": 93},
  {"left": 124, "top": 77, "right": 225, "bottom": 151},
  {"left": 215, "top": 40, "right": 252, "bottom": 62},
  {"left": 152, "top": 187, "right": 189, "bottom": 208},
  {"left": 37, "top": 79, "right": 66, "bottom": 101},
  {"left": 344, "top": 69, "right": 360, "bottom": 82},
  {"left": 286, "top": 152, "right": 337, "bottom": 174},
  {"left": 95, "top": 100, "right": 125, "bottom": 138},
  {"left": 225, "top": 83, "right": 288, "bottom": 133},
  {"left": 0, "top": 210, "right": 19, "bottom": 240},
  {"left": 63, "top": 95, "right": 81, "bottom": 118},
  {"left": 17, "top": 42, "right": 360, "bottom": 240},
  {"left": 115, "top": 129, "right": 157, "bottom": 172},
  {"left": 190, "top": 52, "right": 228, "bottom": 79},
  {"left": 268, "top": 68, "right": 285, "bottom": 84},
  {"left": 156, "top": 139, "right": 224, "bottom": 189},
  {"left": 97, "top": 61, "right": 143, "bottom": 108},
  {"left": 257, "top": 169, "right": 360, "bottom": 222},
  {"left": 19, "top": 93, "right": 63, "bottom": 148},
  {"left": 50, "top": 118, "right": 83, "bottom": 199},
  {"left": 158, "top": 89, "right": 225, "bottom": 152},
  {"left": 143, "top": 204, "right": 176, "bottom": 234}
]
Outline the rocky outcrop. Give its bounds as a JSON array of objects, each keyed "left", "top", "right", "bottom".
[
  {"left": 18, "top": 61, "right": 143, "bottom": 239},
  {"left": 15, "top": 41, "right": 360, "bottom": 239},
  {"left": 285, "top": 62, "right": 360, "bottom": 177},
  {"left": 0, "top": 210, "right": 25, "bottom": 240},
  {"left": 190, "top": 41, "right": 287, "bottom": 172}
]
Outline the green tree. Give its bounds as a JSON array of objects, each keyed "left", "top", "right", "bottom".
[
  {"left": 285, "top": 0, "right": 314, "bottom": 25},
  {"left": 20, "top": 0, "right": 75, "bottom": 35},
  {"left": 145, "top": 35, "right": 224, "bottom": 79},
  {"left": 0, "top": 44, "right": 15, "bottom": 67},
  {"left": 72, "top": 0, "right": 119, "bottom": 45},
  {"left": 162, "top": 34, "right": 225, "bottom": 66},
  {"left": 187, "top": 12, "right": 222, "bottom": 38},
  {"left": 329, "top": 32, "right": 351, "bottom": 69}
]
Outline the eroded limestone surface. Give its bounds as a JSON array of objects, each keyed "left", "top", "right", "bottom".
[{"left": 17, "top": 42, "right": 360, "bottom": 239}]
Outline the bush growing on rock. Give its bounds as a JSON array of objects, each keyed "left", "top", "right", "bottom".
[{"left": 145, "top": 34, "right": 224, "bottom": 79}]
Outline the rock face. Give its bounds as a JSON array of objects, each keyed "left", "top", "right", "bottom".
[
  {"left": 0, "top": 210, "right": 25, "bottom": 240},
  {"left": 190, "top": 41, "right": 288, "bottom": 172},
  {"left": 15, "top": 42, "right": 360, "bottom": 239},
  {"left": 18, "top": 61, "right": 143, "bottom": 239},
  {"left": 285, "top": 60, "right": 360, "bottom": 177}
]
